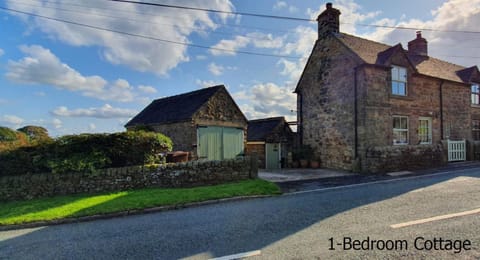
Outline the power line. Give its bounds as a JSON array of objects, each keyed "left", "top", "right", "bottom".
[
  {"left": 11, "top": 1, "right": 284, "bottom": 41},
  {"left": 110, "top": 0, "right": 480, "bottom": 34},
  {"left": 0, "top": 6, "right": 301, "bottom": 59},
  {"left": 109, "top": 0, "right": 313, "bottom": 22}
]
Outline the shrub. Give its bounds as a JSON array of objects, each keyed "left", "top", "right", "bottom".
[
  {"left": 0, "top": 131, "right": 173, "bottom": 176},
  {"left": 0, "top": 127, "right": 30, "bottom": 153},
  {"left": 0, "top": 127, "right": 17, "bottom": 141},
  {"left": 17, "top": 125, "right": 52, "bottom": 144}
]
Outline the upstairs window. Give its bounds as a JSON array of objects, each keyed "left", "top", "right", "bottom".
[
  {"left": 472, "top": 84, "right": 479, "bottom": 105},
  {"left": 393, "top": 116, "right": 408, "bottom": 145},
  {"left": 392, "top": 65, "right": 407, "bottom": 96}
]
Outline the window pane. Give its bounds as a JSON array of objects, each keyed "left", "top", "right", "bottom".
[
  {"left": 392, "top": 82, "right": 398, "bottom": 95},
  {"left": 392, "top": 67, "right": 399, "bottom": 81},
  {"left": 393, "top": 117, "right": 401, "bottom": 129},
  {"left": 398, "top": 67, "right": 406, "bottom": 81},
  {"left": 393, "top": 130, "right": 408, "bottom": 144},
  {"left": 398, "top": 83, "right": 406, "bottom": 95},
  {"left": 400, "top": 117, "right": 408, "bottom": 129}
]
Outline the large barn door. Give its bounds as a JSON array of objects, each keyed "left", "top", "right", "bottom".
[{"left": 197, "top": 126, "right": 244, "bottom": 160}]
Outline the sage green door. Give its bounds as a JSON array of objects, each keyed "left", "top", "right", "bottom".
[
  {"left": 197, "top": 126, "right": 244, "bottom": 160},
  {"left": 266, "top": 143, "right": 281, "bottom": 169}
]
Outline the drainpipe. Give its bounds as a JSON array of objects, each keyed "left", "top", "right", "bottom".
[
  {"left": 354, "top": 67, "right": 359, "bottom": 159},
  {"left": 439, "top": 80, "right": 444, "bottom": 140}
]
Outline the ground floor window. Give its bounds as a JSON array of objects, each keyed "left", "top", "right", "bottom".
[
  {"left": 418, "top": 117, "right": 432, "bottom": 144},
  {"left": 473, "top": 120, "right": 480, "bottom": 140},
  {"left": 393, "top": 116, "right": 408, "bottom": 145}
]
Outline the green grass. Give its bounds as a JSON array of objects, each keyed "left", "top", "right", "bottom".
[{"left": 0, "top": 179, "right": 281, "bottom": 225}]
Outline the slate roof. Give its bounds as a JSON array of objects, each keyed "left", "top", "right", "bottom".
[
  {"left": 335, "top": 33, "right": 472, "bottom": 84},
  {"left": 125, "top": 85, "right": 224, "bottom": 127},
  {"left": 247, "top": 117, "right": 285, "bottom": 142}
]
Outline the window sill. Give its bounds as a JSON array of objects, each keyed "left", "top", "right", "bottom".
[
  {"left": 471, "top": 104, "right": 480, "bottom": 109},
  {"left": 390, "top": 94, "right": 414, "bottom": 101}
]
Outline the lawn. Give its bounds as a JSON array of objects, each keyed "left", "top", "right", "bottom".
[{"left": 0, "top": 179, "right": 280, "bottom": 225}]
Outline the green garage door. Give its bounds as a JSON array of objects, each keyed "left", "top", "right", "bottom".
[{"left": 197, "top": 126, "right": 244, "bottom": 160}]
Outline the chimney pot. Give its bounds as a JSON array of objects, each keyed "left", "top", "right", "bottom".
[
  {"left": 416, "top": 31, "right": 422, "bottom": 39},
  {"left": 408, "top": 31, "right": 428, "bottom": 56}
]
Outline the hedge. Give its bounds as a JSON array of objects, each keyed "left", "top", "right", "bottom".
[{"left": 0, "top": 131, "right": 172, "bottom": 176}]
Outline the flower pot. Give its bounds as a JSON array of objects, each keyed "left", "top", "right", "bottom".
[{"left": 299, "top": 159, "right": 309, "bottom": 168}]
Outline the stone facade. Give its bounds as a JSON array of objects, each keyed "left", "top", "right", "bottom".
[
  {"left": 0, "top": 156, "right": 258, "bottom": 202},
  {"left": 245, "top": 143, "right": 265, "bottom": 168},
  {"left": 296, "top": 3, "right": 480, "bottom": 173}
]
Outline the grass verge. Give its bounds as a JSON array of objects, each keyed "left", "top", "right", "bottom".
[{"left": 0, "top": 179, "right": 280, "bottom": 225}]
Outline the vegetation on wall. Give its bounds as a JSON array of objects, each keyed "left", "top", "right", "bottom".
[{"left": 0, "top": 130, "right": 173, "bottom": 176}]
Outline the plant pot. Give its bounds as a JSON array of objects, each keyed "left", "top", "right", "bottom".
[
  {"left": 299, "top": 159, "right": 309, "bottom": 168},
  {"left": 291, "top": 160, "right": 300, "bottom": 168},
  {"left": 310, "top": 160, "right": 320, "bottom": 168}
]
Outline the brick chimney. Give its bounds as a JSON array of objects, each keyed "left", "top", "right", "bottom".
[
  {"left": 408, "top": 31, "right": 428, "bottom": 56},
  {"left": 317, "top": 3, "right": 341, "bottom": 39}
]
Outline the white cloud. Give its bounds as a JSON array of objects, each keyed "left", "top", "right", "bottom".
[
  {"left": 195, "top": 79, "right": 223, "bottom": 88},
  {"left": 1, "top": 115, "right": 25, "bottom": 128},
  {"left": 209, "top": 32, "right": 284, "bottom": 56},
  {"left": 273, "top": 1, "right": 287, "bottom": 10},
  {"left": 208, "top": 62, "right": 224, "bottom": 76},
  {"left": 52, "top": 118, "right": 62, "bottom": 129},
  {"left": 51, "top": 104, "right": 137, "bottom": 119},
  {"left": 6, "top": 45, "right": 152, "bottom": 102},
  {"left": 273, "top": 1, "right": 298, "bottom": 13},
  {"left": 233, "top": 82, "right": 296, "bottom": 121},
  {"left": 6, "top": 0, "right": 235, "bottom": 75},
  {"left": 0, "top": 48, "right": 4, "bottom": 57},
  {"left": 88, "top": 123, "right": 96, "bottom": 131},
  {"left": 138, "top": 85, "right": 157, "bottom": 94}
]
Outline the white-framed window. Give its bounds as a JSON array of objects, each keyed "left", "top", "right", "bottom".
[
  {"left": 472, "top": 84, "right": 479, "bottom": 105},
  {"left": 392, "top": 65, "right": 407, "bottom": 96},
  {"left": 418, "top": 117, "right": 432, "bottom": 144},
  {"left": 473, "top": 120, "right": 480, "bottom": 141},
  {"left": 393, "top": 116, "right": 408, "bottom": 145}
]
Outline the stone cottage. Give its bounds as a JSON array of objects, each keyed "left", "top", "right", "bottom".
[
  {"left": 295, "top": 3, "right": 480, "bottom": 173},
  {"left": 245, "top": 117, "right": 294, "bottom": 169},
  {"left": 125, "top": 85, "right": 248, "bottom": 161}
]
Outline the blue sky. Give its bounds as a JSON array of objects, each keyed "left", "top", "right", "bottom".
[{"left": 1, "top": 0, "right": 479, "bottom": 136}]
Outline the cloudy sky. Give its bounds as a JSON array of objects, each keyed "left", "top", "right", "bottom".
[{"left": 1, "top": 0, "right": 479, "bottom": 136}]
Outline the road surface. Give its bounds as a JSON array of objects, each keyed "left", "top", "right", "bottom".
[{"left": 1, "top": 167, "right": 479, "bottom": 259}]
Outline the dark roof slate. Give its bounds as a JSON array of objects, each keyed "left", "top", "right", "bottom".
[
  {"left": 125, "top": 85, "right": 223, "bottom": 127},
  {"left": 247, "top": 117, "right": 284, "bottom": 142},
  {"left": 336, "top": 33, "right": 470, "bottom": 84}
]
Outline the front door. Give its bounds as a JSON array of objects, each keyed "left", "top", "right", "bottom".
[{"left": 266, "top": 143, "right": 281, "bottom": 169}]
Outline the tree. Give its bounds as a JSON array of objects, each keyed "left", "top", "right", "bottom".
[{"left": 17, "top": 125, "right": 52, "bottom": 144}]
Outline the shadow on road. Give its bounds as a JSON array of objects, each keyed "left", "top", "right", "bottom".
[{"left": 0, "top": 169, "right": 479, "bottom": 259}]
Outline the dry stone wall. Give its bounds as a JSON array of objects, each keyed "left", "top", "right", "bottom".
[{"left": 0, "top": 156, "right": 258, "bottom": 202}]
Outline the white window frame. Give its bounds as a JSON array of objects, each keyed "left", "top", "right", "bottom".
[
  {"left": 393, "top": 116, "right": 409, "bottom": 145},
  {"left": 472, "top": 84, "right": 480, "bottom": 105},
  {"left": 418, "top": 117, "right": 432, "bottom": 144},
  {"left": 391, "top": 65, "right": 407, "bottom": 96}
]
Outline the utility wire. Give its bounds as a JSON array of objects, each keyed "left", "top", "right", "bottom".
[
  {"left": 0, "top": 6, "right": 301, "bottom": 59},
  {"left": 110, "top": 0, "right": 480, "bottom": 34},
  {"left": 109, "top": 0, "right": 313, "bottom": 22},
  {"left": 11, "top": 1, "right": 283, "bottom": 41}
]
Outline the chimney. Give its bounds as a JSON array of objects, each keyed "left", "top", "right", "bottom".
[
  {"left": 316, "top": 3, "right": 341, "bottom": 39},
  {"left": 408, "top": 31, "right": 428, "bottom": 56}
]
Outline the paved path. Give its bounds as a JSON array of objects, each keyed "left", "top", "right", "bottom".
[{"left": 1, "top": 167, "right": 479, "bottom": 259}]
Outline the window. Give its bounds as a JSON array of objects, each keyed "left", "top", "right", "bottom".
[
  {"left": 391, "top": 65, "right": 407, "bottom": 96},
  {"left": 473, "top": 120, "right": 480, "bottom": 140},
  {"left": 472, "top": 84, "right": 479, "bottom": 105},
  {"left": 418, "top": 117, "right": 432, "bottom": 144},
  {"left": 393, "top": 116, "right": 408, "bottom": 145}
]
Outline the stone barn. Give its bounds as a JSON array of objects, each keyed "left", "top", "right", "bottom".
[{"left": 125, "top": 85, "right": 248, "bottom": 161}]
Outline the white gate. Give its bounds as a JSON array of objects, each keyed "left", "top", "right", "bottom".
[{"left": 448, "top": 139, "right": 466, "bottom": 162}]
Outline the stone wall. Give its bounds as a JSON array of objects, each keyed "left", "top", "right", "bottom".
[
  {"left": 150, "top": 121, "right": 196, "bottom": 154},
  {"left": 0, "top": 156, "right": 258, "bottom": 202},
  {"left": 245, "top": 143, "right": 265, "bottom": 168},
  {"left": 363, "top": 144, "right": 445, "bottom": 174},
  {"left": 297, "top": 37, "right": 360, "bottom": 171}
]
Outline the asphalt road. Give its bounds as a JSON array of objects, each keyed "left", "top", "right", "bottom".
[{"left": 1, "top": 168, "right": 479, "bottom": 259}]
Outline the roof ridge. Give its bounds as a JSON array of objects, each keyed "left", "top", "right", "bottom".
[
  {"left": 248, "top": 116, "right": 285, "bottom": 122},
  {"left": 152, "top": 85, "right": 224, "bottom": 103},
  {"left": 339, "top": 32, "right": 392, "bottom": 48}
]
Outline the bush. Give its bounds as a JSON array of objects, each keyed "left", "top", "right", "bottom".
[
  {"left": 0, "top": 131, "right": 173, "bottom": 176},
  {"left": 17, "top": 125, "right": 52, "bottom": 144},
  {"left": 0, "top": 127, "right": 30, "bottom": 153},
  {"left": 0, "top": 127, "right": 17, "bottom": 141}
]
